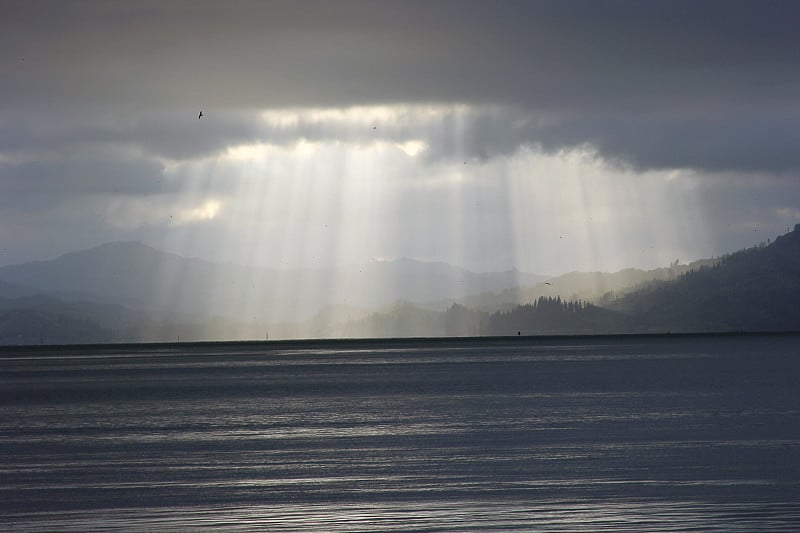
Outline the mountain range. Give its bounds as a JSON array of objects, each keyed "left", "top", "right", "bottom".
[
  {"left": 1, "top": 225, "right": 798, "bottom": 344},
  {"left": 0, "top": 242, "right": 547, "bottom": 323}
]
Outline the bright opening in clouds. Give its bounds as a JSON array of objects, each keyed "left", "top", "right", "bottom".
[{"left": 2, "top": 0, "right": 799, "bottom": 278}]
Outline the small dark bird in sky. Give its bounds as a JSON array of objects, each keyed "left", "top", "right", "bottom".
[
  {"left": 198, "top": 111, "right": 203, "bottom": 119},
  {"left": 372, "top": 125, "right": 376, "bottom": 130},
  {"left": 545, "top": 282, "right": 552, "bottom": 286}
]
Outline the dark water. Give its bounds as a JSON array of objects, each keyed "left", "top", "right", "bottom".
[{"left": 2, "top": 334, "right": 800, "bottom": 531}]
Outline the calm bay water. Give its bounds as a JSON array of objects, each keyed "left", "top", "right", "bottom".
[{"left": 1, "top": 334, "right": 799, "bottom": 531}]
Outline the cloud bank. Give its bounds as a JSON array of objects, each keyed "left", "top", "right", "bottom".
[
  {"left": 1, "top": 1, "right": 799, "bottom": 272},
  {"left": 3, "top": 1, "right": 800, "bottom": 173}
]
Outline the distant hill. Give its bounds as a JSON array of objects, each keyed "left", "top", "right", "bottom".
[
  {"left": 293, "top": 296, "right": 626, "bottom": 339},
  {"left": 0, "top": 280, "right": 40, "bottom": 299},
  {"left": 1, "top": 228, "right": 798, "bottom": 344},
  {"left": 0, "top": 242, "right": 546, "bottom": 323},
  {"left": 487, "top": 297, "right": 628, "bottom": 336},
  {"left": 0, "top": 308, "right": 111, "bottom": 345},
  {"left": 0, "top": 294, "right": 134, "bottom": 345},
  {"left": 315, "top": 226, "right": 800, "bottom": 337},
  {"left": 611, "top": 226, "right": 800, "bottom": 332},
  {"left": 0, "top": 242, "right": 223, "bottom": 314},
  {"left": 421, "top": 258, "right": 718, "bottom": 314}
]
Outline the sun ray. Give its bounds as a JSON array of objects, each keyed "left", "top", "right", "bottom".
[{"left": 120, "top": 103, "right": 723, "bottom": 339}]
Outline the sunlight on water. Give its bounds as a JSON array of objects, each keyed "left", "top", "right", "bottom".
[
  {"left": 5, "top": 501, "right": 800, "bottom": 532},
  {"left": 2, "top": 336, "right": 799, "bottom": 530}
]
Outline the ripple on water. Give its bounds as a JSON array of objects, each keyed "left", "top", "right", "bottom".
[{"left": 3, "top": 500, "right": 800, "bottom": 532}]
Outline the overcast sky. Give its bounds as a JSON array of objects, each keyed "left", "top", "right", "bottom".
[{"left": 2, "top": 0, "right": 799, "bottom": 274}]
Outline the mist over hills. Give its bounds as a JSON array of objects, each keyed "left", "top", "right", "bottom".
[
  {"left": 0, "top": 242, "right": 547, "bottom": 323},
  {"left": 610, "top": 227, "right": 800, "bottom": 332},
  {"left": 426, "top": 258, "right": 719, "bottom": 314},
  {"left": 0, "top": 280, "right": 39, "bottom": 299},
  {"left": 1, "top": 226, "right": 798, "bottom": 344}
]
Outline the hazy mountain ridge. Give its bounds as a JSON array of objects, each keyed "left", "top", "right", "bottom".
[
  {"left": 425, "top": 258, "right": 720, "bottom": 314},
  {"left": 0, "top": 242, "right": 546, "bottom": 323},
  {"left": 0, "top": 294, "right": 126, "bottom": 345},
  {"left": 0, "top": 227, "right": 798, "bottom": 344},
  {"left": 255, "top": 226, "right": 800, "bottom": 338},
  {"left": 609, "top": 227, "right": 800, "bottom": 332},
  {"left": 0, "top": 280, "right": 41, "bottom": 299},
  {"left": 326, "top": 225, "right": 799, "bottom": 337},
  {"left": 0, "top": 242, "right": 548, "bottom": 342}
]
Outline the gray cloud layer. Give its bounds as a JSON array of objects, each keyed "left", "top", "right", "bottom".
[{"left": 3, "top": 0, "right": 800, "bottom": 173}]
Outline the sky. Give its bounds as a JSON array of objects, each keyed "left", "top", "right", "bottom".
[{"left": 2, "top": 0, "right": 799, "bottom": 275}]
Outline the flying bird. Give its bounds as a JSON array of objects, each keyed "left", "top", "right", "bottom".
[
  {"left": 545, "top": 282, "right": 552, "bottom": 286},
  {"left": 198, "top": 111, "right": 203, "bottom": 119}
]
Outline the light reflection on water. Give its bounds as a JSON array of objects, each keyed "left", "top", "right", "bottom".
[
  {"left": 4, "top": 500, "right": 800, "bottom": 532},
  {"left": 1, "top": 335, "right": 799, "bottom": 530}
]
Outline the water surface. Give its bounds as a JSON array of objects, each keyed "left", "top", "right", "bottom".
[{"left": 2, "top": 334, "right": 799, "bottom": 530}]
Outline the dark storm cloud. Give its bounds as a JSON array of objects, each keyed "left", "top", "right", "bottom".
[
  {"left": 532, "top": 108, "right": 800, "bottom": 174},
  {"left": 2, "top": 0, "right": 800, "bottom": 173},
  {"left": 0, "top": 108, "right": 265, "bottom": 162},
  {"left": 0, "top": 153, "right": 158, "bottom": 195}
]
